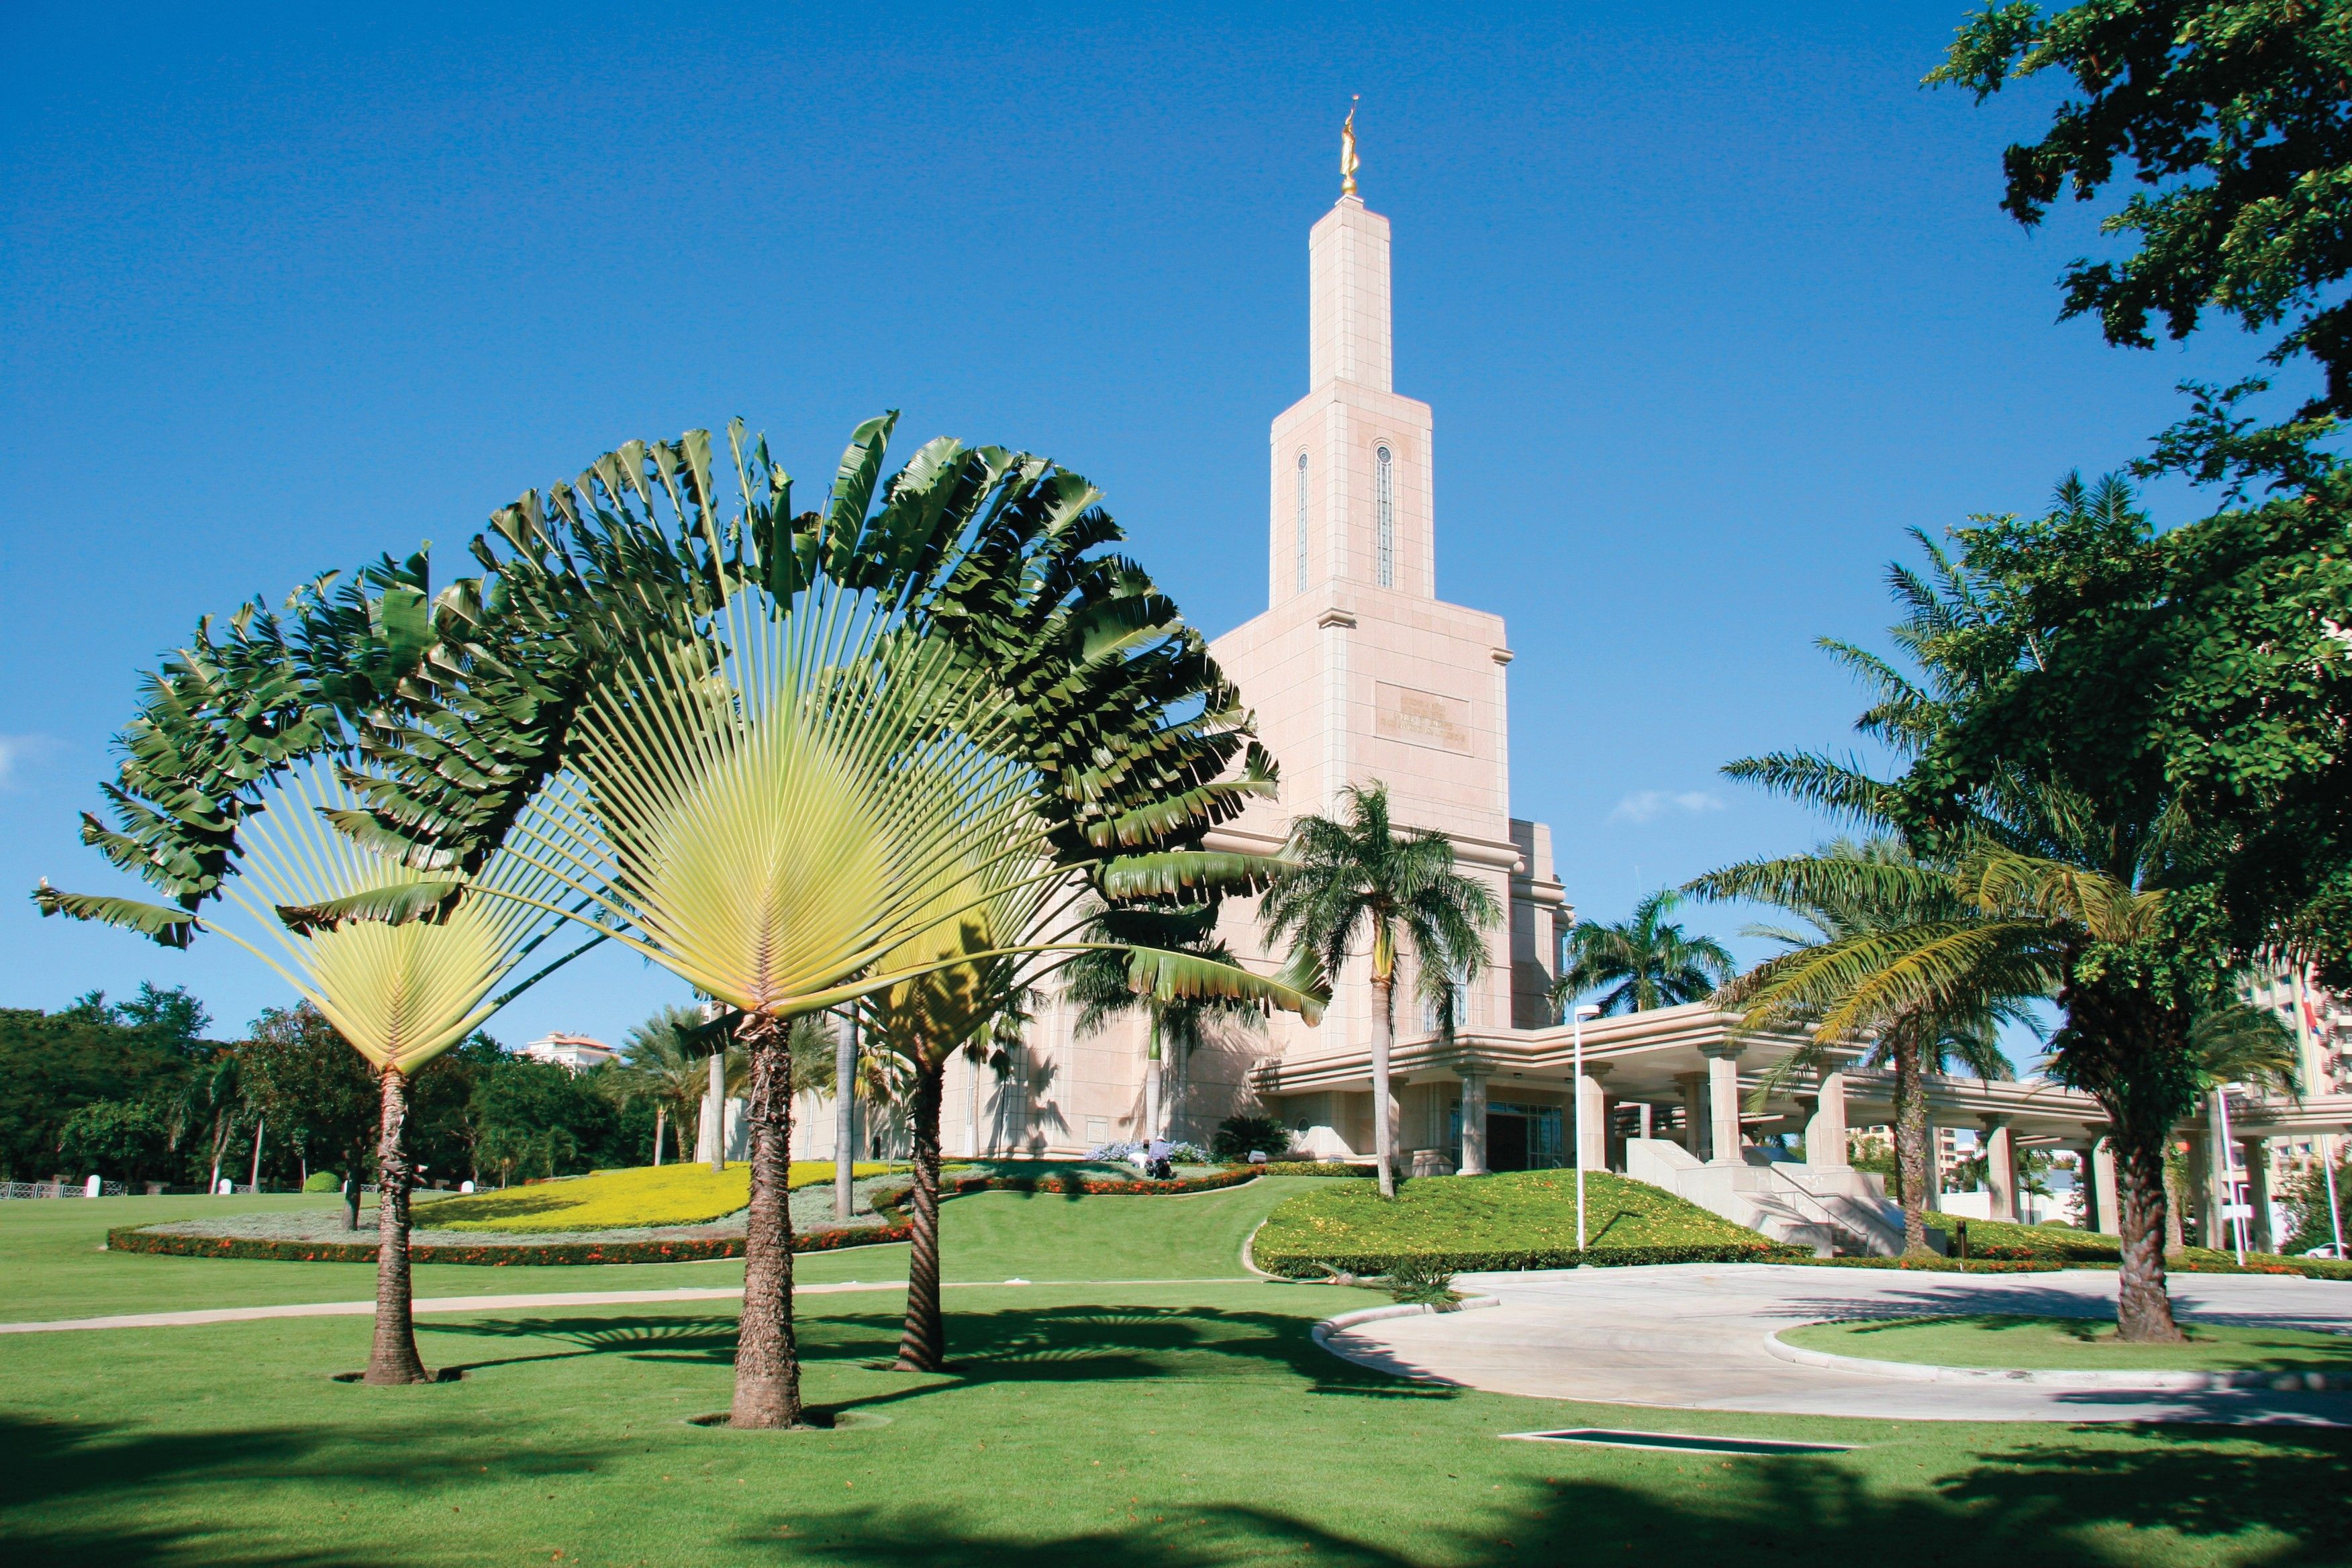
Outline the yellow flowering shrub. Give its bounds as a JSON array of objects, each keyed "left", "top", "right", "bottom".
[{"left": 413, "top": 1161, "right": 901, "bottom": 1232}]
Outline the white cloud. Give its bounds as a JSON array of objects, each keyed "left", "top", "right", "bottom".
[
  {"left": 1610, "top": 789, "right": 1726, "bottom": 824},
  {"left": 0, "top": 734, "right": 62, "bottom": 790}
]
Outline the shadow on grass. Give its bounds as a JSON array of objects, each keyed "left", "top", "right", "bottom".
[
  {"left": 741, "top": 1426, "right": 2352, "bottom": 1568},
  {"left": 418, "top": 1302, "right": 1438, "bottom": 1407},
  {"left": 0, "top": 1411, "right": 619, "bottom": 1568}
]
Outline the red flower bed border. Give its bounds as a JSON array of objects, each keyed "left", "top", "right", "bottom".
[{"left": 103, "top": 1167, "right": 1261, "bottom": 1267}]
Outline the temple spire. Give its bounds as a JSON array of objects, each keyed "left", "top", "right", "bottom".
[{"left": 1340, "top": 97, "right": 1361, "bottom": 199}]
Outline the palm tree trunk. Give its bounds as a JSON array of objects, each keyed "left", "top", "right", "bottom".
[
  {"left": 652, "top": 1105, "right": 665, "bottom": 1167},
  {"left": 895, "top": 1058, "right": 947, "bottom": 1372},
  {"left": 249, "top": 1116, "right": 266, "bottom": 1191},
  {"left": 728, "top": 1012, "right": 803, "bottom": 1427},
  {"left": 834, "top": 1013, "right": 859, "bottom": 1222},
  {"left": 707, "top": 1049, "right": 727, "bottom": 1172},
  {"left": 2114, "top": 1125, "right": 2186, "bottom": 1342},
  {"left": 1369, "top": 976, "right": 1397, "bottom": 1199},
  {"left": 1894, "top": 1031, "right": 1932, "bottom": 1257},
  {"left": 1143, "top": 1019, "right": 1162, "bottom": 1145},
  {"left": 967, "top": 1050, "right": 981, "bottom": 1157},
  {"left": 364, "top": 1065, "right": 430, "bottom": 1384},
  {"left": 344, "top": 1136, "right": 364, "bottom": 1232}
]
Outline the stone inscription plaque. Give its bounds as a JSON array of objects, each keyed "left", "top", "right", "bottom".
[{"left": 1375, "top": 681, "right": 1472, "bottom": 754}]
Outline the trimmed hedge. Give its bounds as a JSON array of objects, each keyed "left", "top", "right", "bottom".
[
  {"left": 1953, "top": 1217, "right": 2352, "bottom": 1281},
  {"left": 1250, "top": 1162, "right": 1375, "bottom": 1179},
  {"left": 896, "top": 1165, "right": 1261, "bottom": 1205},
  {"left": 105, "top": 1222, "right": 910, "bottom": 1267},
  {"left": 1257, "top": 1240, "right": 1800, "bottom": 1278},
  {"left": 1253, "top": 1167, "right": 1800, "bottom": 1278},
  {"left": 1784, "top": 1256, "right": 2060, "bottom": 1273}
]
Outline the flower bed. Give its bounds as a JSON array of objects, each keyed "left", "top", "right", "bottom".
[
  {"left": 409, "top": 1161, "right": 910, "bottom": 1233},
  {"left": 105, "top": 1222, "right": 910, "bottom": 1266}
]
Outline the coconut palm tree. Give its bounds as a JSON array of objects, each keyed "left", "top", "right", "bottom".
[
  {"left": 1261, "top": 783, "right": 1501, "bottom": 1199},
  {"left": 1688, "top": 837, "right": 2045, "bottom": 1255},
  {"left": 1552, "top": 890, "right": 1734, "bottom": 1018},
  {"left": 611, "top": 1004, "right": 720, "bottom": 1165},
  {"left": 371, "top": 417, "right": 1322, "bottom": 1422}
]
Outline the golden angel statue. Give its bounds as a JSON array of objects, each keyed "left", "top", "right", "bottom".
[{"left": 1340, "top": 97, "right": 1360, "bottom": 197}]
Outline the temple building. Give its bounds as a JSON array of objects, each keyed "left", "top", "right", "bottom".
[{"left": 785, "top": 134, "right": 2352, "bottom": 1258}]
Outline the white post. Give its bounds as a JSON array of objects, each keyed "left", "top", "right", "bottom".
[
  {"left": 84, "top": 1174, "right": 102, "bottom": 1197},
  {"left": 2215, "top": 1085, "right": 2247, "bottom": 1265},
  {"left": 2092, "top": 1137, "right": 2119, "bottom": 1236},
  {"left": 1572, "top": 1005, "right": 1600, "bottom": 1250},
  {"left": 1701, "top": 1044, "right": 1745, "bottom": 1166},
  {"left": 1806, "top": 1071, "right": 1851, "bottom": 1172},
  {"left": 1459, "top": 1071, "right": 1489, "bottom": 1176},
  {"left": 1981, "top": 1116, "right": 2017, "bottom": 1222},
  {"left": 834, "top": 1011, "right": 859, "bottom": 1222}
]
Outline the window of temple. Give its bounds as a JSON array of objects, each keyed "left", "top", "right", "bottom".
[
  {"left": 1293, "top": 451, "right": 1310, "bottom": 592},
  {"left": 1373, "top": 444, "right": 1395, "bottom": 588}
]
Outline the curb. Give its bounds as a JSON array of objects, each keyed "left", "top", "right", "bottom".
[
  {"left": 1310, "top": 1294, "right": 1501, "bottom": 1349},
  {"left": 1763, "top": 1328, "right": 2352, "bottom": 1391}
]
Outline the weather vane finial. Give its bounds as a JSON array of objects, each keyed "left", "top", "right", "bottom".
[{"left": 1340, "top": 96, "right": 1361, "bottom": 199}]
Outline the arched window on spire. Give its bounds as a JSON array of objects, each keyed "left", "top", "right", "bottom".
[
  {"left": 1293, "top": 452, "right": 1310, "bottom": 593},
  {"left": 1373, "top": 444, "right": 1395, "bottom": 589}
]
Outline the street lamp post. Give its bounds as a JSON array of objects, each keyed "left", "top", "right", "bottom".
[{"left": 1572, "top": 1003, "right": 1602, "bottom": 1253}]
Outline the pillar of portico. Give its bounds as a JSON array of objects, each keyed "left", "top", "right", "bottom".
[
  {"left": 2089, "top": 1138, "right": 2119, "bottom": 1235},
  {"left": 1635, "top": 1101, "right": 1654, "bottom": 1142},
  {"left": 1677, "top": 1071, "right": 1708, "bottom": 1159},
  {"left": 1700, "top": 1044, "right": 1746, "bottom": 1166},
  {"left": 1459, "top": 1071, "right": 1491, "bottom": 1177},
  {"left": 1577, "top": 1065, "right": 1612, "bottom": 1172},
  {"left": 2206, "top": 1090, "right": 2238, "bottom": 1249},
  {"left": 2184, "top": 1130, "right": 2216, "bottom": 1248},
  {"left": 1981, "top": 1116, "right": 2018, "bottom": 1222},
  {"left": 1805, "top": 1071, "right": 1851, "bottom": 1173},
  {"left": 2245, "top": 1136, "right": 2275, "bottom": 1253}
]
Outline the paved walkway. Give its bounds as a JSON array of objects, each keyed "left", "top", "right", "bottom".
[
  {"left": 1322, "top": 1264, "right": 2352, "bottom": 1425},
  {"left": 0, "top": 1277, "right": 1248, "bottom": 1336}
]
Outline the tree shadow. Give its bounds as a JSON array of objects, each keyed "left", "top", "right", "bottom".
[
  {"left": 418, "top": 1313, "right": 744, "bottom": 1373},
  {"left": 736, "top": 1423, "right": 2352, "bottom": 1567},
  {"left": 0, "top": 1410, "right": 618, "bottom": 1568}
]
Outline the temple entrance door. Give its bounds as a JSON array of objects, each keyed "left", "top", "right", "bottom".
[{"left": 1489, "top": 1114, "right": 1530, "bottom": 1172}]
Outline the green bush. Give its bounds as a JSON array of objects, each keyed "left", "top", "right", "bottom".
[
  {"left": 1254, "top": 1167, "right": 1796, "bottom": 1277},
  {"left": 301, "top": 1171, "right": 344, "bottom": 1193},
  {"left": 1251, "top": 1161, "right": 1373, "bottom": 1178},
  {"left": 1212, "top": 1114, "right": 1291, "bottom": 1162}
]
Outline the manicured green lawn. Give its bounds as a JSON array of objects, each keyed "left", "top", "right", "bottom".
[
  {"left": 1784, "top": 1314, "right": 2352, "bottom": 1374},
  {"left": 3, "top": 1181, "right": 2347, "bottom": 1566},
  {"left": 1253, "top": 1169, "right": 1779, "bottom": 1275}
]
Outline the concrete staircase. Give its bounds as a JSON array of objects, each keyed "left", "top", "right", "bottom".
[{"left": 1624, "top": 1138, "right": 1906, "bottom": 1258}]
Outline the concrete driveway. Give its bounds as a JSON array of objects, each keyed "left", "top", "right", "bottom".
[{"left": 1318, "top": 1264, "right": 2352, "bottom": 1424}]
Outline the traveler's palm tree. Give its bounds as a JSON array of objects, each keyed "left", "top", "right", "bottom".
[
  {"left": 1689, "top": 836, "right": 2043, "bottom": 1255},
  {"left": 1262, "top": 783, "right": 1501, "bottom": 1197},
  {"left": 343, "top": 418, "right": 1320, "bottom": 1422},
  {"left": 1551, "top": 890, "right": 1734, "bottom": 1018},
  {"left": 38, "top": 763, "right": 579, "bottom": 1379},
  {"left": 36, "top": 550, "right": 594, "bottom": 1383}
]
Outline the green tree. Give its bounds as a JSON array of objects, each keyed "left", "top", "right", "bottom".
[
  {"left": 469, "top": 1056, "right": 622, "bottom": 1184},
  {"left": 609, "top": 1005, "right": 717, "bottom": 1167},
  {"left": 1261, "top": 783, "right": 1501, "bottom": 1199},
  {"left": 55, "top": 1099, "right": 166, "bottom": 1185},
  {"left": 1689, "top": 838, "right": 2038, "bottom": 1255},
  {"left": 1065, "top": 901, "right": 1269, "bottom": 1146},
  {"left": 243, "top": 1003, "right": 381, "bottom": 1229},
  {"left": 1552, "top": 889, "right": 1735, "bottom": 1019},
  {"left": 1932, "top": 1, "right": 2352, "bottom": 422},
  {"left": 0, "top": 1001, "right": 197, "bottom": 1181}
]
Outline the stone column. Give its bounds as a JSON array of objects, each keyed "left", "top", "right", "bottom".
[
  {"left": 1577, "top": 1065, "right": 1612, "bottom": 1172},
  {"left": 1636, "top": 1101, "right": 1654, "bottom": 1142},
  {"left": 1677, "top": 1071, "right": 1708, "bottom": 1158},
  {"left": 2206, "top": 1089, "right": 2237, "bottom": 1248},
  {"left": 2184, "top": 1130, "right": 2215, "bottom": 1248},
  {"left": 1806, "top": 1071, "right": 1851, "bottom": 1173},
  {"left": 1701, "top": 1044, "right": 1745, "bottom": 1166},
  {"left": 2245, "top": 1136, "right": 2275, "bottom": 1253},
  {"left": 1459, "top": 1071, "right": 1490, "bottom": 1177},
  {"left": 2090, "top": 1138, "right": 2119, "bottom": 1236},
  {"left": 1981, "top": 1116, "right": 2018, "bottom": 1222}
]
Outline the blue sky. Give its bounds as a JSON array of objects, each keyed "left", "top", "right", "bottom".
[{"left": 0, "top": 3, "right": 2296, "bottom": 1050}]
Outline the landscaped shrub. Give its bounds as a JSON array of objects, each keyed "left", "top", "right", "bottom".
[
  {"left": 1953, "top": 1216, "right": 2351, "bottom": 1279},
  {"left": 1382, "top": 1259, "right": 1457, "bottom": 1305},
  {"left": 1252, "top": 1161, "right": 1373, "bottom": 1178},
  {"left": 302, "top": 1171, "right": 345, "bottom": 1193},
  {"left": 1785, "top": 1256, "right": 2060, "bottom": 1273},
  {"left": 409, "top": 1160, "right": 903, "bottom": 1232},
  {"left": 1253, "top": 1167, "right": 1798, "bottom": 1277},
  {"left": 1212, "top": 1114, "right": 1292, "bottom": 1162}
]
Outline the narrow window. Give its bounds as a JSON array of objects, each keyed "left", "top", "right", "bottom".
[
  {"left": 1374, "top": 444, "right": 1395, "bottom": 588},
  {"left": 1293, "top": 452, "right": 1310, "bottom": 593}
]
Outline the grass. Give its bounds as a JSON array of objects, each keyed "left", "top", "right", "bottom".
[
  {"left": 409, "top": 1163, "right": 911, "bottom": 1233},
  {"left": 1253, "top": 1168, "right": 1783, "bottom": 1274},
  {"left": 2, "top": 1185, "right": 2348, "bottom": 1567},
  {"left": 1783, "top": 1314, "right": 2352, "bottom": 1375}
]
